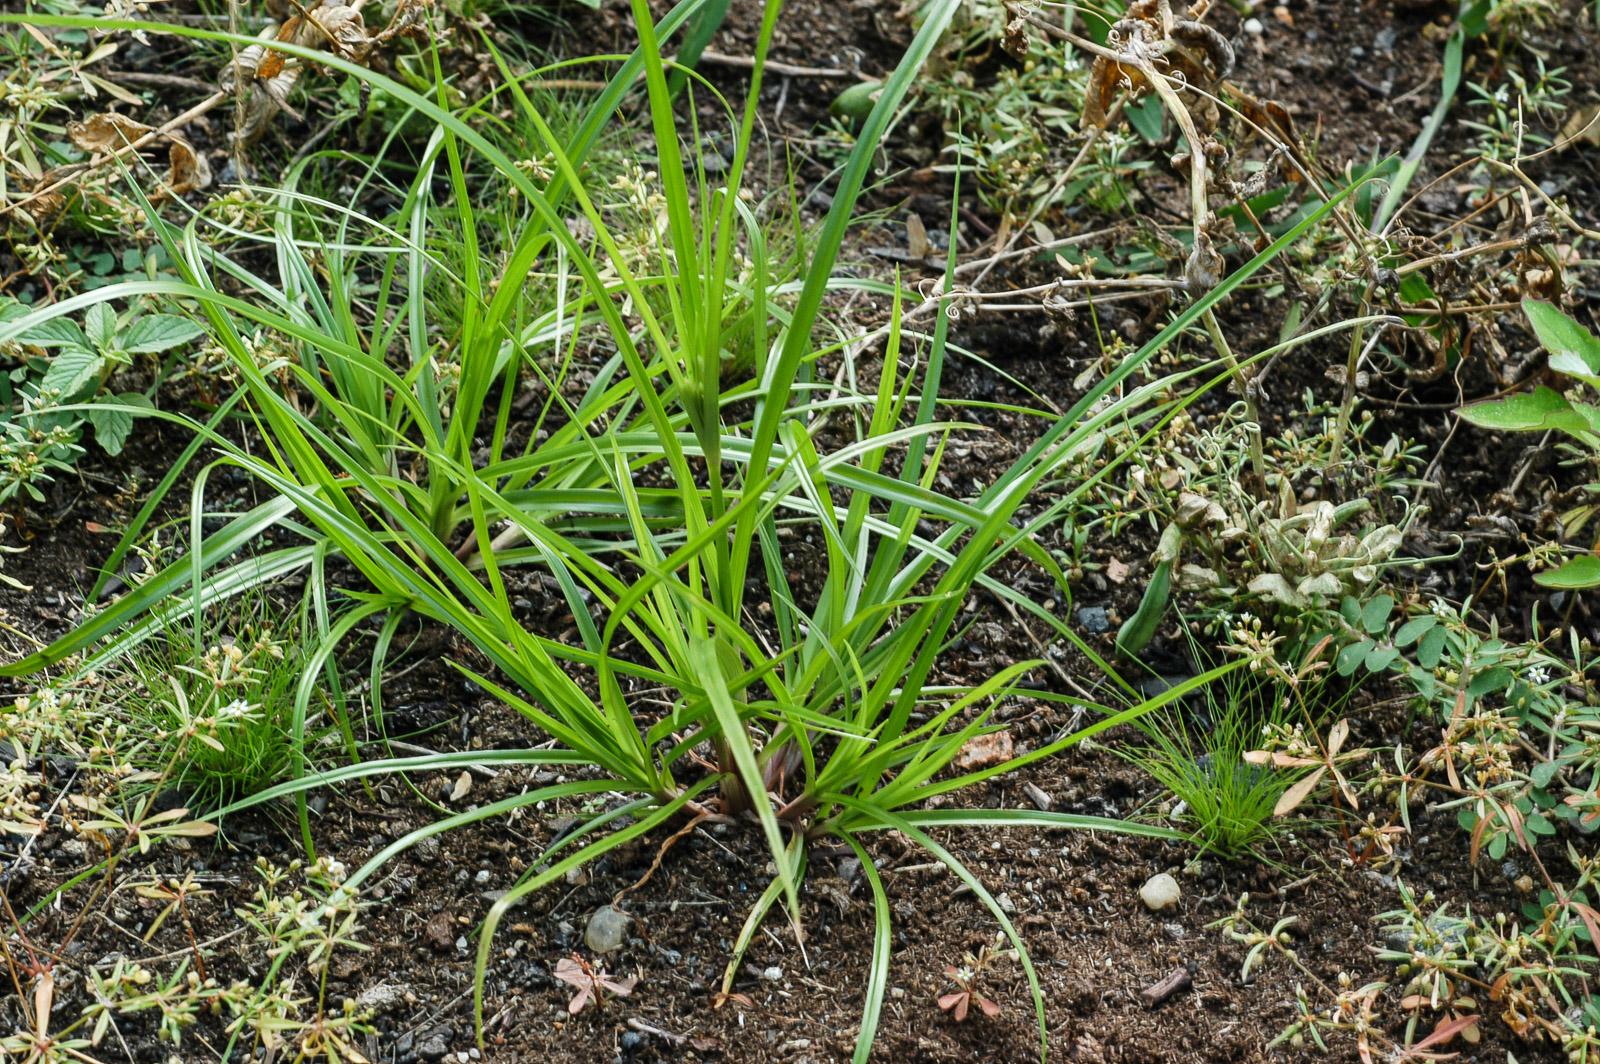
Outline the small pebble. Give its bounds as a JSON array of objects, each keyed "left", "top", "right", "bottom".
[
  {"left": 762, "top": 965, "right": 784, "bottom": 982},
  {"left": 1076, "top": 605, "right": 1110, "bottom": 634},
  {"left": 1243, "top": 17, "right": 1263, "bottom": 34},
  {"left": 474, "top": 869, "right": 491, "bottom": 885},
  {"left": 584, "top": 905, "right": 630, "bottom": 954},
  {"left": 355, "top": 983, "right": 409, "bottom": 1012},
  {"left": 1139, "top": 873, "right": 1181, "bottom": 912}
]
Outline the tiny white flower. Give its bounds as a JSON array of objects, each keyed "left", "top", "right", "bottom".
[
  {"left": 219, "top": 698, "right": 254, "bottom": 720},
  {"left": 1526, "top": 665, "right": 1550, "bottom": 686}
]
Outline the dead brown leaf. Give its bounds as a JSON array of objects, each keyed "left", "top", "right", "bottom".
[
  {"left": 373, "top": 0, "right": 433, "bottom": 43},
  {"left": 68, "top": 112, "right": 211, "bottom": 198},
  {"left": 164, "top": 135, "right": 212, "bottom": 195},
  {"left": 307, "top": 4, "right": 373, "bottom": 62},
  {"left": 67, "top": 112, "right": 155, "bottom": 155},
  {"left": 1557, "top": 105, "right": 1600, "bottom": 152},
  {"left": 1083, "top": 1, "right": 1230, "bottom": 131},
  {"left": 256, "top": 17, "right": 304, "bottom": 80}
]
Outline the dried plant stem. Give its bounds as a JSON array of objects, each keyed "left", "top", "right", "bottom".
[
  {"left": 696, "top": 49, "right": 853, "bottom": 79},
  {"left": 1327, "top": 282, "right": 1376, "bottom": 474},
  {"left": 1200, "top": 308, "right": 1265, "bottom": 496},
  {"left": 227, "top": 0, "right": 248, "bottom": 180}
]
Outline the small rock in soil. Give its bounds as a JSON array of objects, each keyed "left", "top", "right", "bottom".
[
  {"left": 585, "top": 905, "right": 630, "bottom": 953},
  {"left": 424, "top": 911, "right": 456, "bottom": 952},
  {"left": 1023, "top": 781, "right": 1053, "bottom": 811},
  {"left": 952, "top": 730, "right": 1014, "bottom": 771},
  {"left": 416, "top": 1026, "right": 452, "bottom": 1061},
  {"left": 356, "top": 982, "right": 408, "bottom": 1012},
  {"left": 1075, "top": 605, "right": 1110, "bottom": 633},
  {"left": 1139, "top": 873, "right": 1181, "bottom": 911},
  {"left": 762, "top": 965, "right": 784, "bottom": 982}
]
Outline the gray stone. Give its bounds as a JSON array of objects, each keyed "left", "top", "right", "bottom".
[
  {"left": 416, "top": 1029, "right": 450, "bottom": 1061},
  {"left": 356, "top": 983, "right": 408, "bottom": 1012},
  {"left": 584, "top": 905, "right": 630, "bottom": 954}
]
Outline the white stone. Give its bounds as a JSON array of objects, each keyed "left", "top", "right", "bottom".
[{"left": 1139, "top": 873, "right": 1181, "bottom": 911}]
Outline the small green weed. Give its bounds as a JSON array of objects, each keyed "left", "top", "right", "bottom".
[
  {"left": 117, "top": 602, "right": 308, "bottom": 812},
  {"left": 1459, "top": 299, "right": 1600, "bottom": 589},
  {"left": 1120, "top": 660, "right": 1323, "bottom": 858},
  {"left": 0, "top": 296, "right": 201, "bottom": 506}
]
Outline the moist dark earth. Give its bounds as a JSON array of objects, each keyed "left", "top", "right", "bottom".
[{"left": 2, "top": 0, "right": 1599, "bottom": 1061}]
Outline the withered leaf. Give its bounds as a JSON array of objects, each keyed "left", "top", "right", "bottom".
[
  {"left": 16, "top": 189, "right": 66, "bottom": 225},
  {"left": 70, "top": 112, "right": 211, "bottom": 198},
  {"left": 374, "top": 0, "right": 433, "bottom": 43},
  {"left": 1236, "top": 93, "right": 1296, "bottom": 145},
  {"left": 164, "top": 135, "right": 212, "bottom": 195},
  {"left": 307, "top": 4, "right": 372, "bottom": 62},
  {"left": 1084, "top": 58, "right": 1143, "bottom": 129},
  {"left": 1082, "top": 1, "right": 1231, "bottom": 132},
  {"left": 255, "top": 17, "right": 303, "bottom": 80},
  {"left": 68, "top": 112, "right": 155, "bottom": 155},
  {"left": 1557, "top": 105, "right": 1600, "bottom": 152}
]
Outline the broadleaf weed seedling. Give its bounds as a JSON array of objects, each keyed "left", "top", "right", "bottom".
[
  {"left": 1211, "top": 894, "right": 1471, "bottom": 1061},
  {"left": 936, "top": 936, "right": 1015, "bottom": 1024}
]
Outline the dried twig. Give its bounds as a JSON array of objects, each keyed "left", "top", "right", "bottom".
[{"left": 697, "top": 49, "right": 856, "bottom": 80}]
